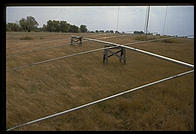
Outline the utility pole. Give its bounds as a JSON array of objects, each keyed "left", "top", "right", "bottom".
[
  {"left": 116, "top": 6, "right": 120, "bottom": 33},
  {"left": 144, "top": 6, "right": 150, "bottom": 39},
  {"left": 163, "top": 6, "right": 168, "bottom": 36}
]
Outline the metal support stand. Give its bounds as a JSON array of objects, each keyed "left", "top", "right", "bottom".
[
  {"left": 70, "top": 36, "right": 82, "bottom": 46},
  {"left": 103, "top": 45, "right": 126, "bottom": 64}
]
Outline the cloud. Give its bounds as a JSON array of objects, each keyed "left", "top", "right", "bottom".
[{"left": 6, "top": 6, "right": 194, "bottom": 36}]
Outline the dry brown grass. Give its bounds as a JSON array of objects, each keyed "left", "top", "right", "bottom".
[
  {"left": 6, "top": 32, "right": 194, "bottom": 131},
  {"left": 20, "top": 36, "right": 34, "bottom": 40},
  {"left": 159, "top": 39, "right": 180, "bottom": 43},
  {"left": 133, "top": 35, "right": 157, "bottom": 41}
]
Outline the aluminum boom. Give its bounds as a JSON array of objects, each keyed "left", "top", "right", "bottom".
[
  {"left": 7, "top": 34, "right": 128, "bottom": 58},
  {"left": 8, "top": 36, "right": 194, "bottom": 71},
  {"left": 84, "top": 37, "right": 194, "bottom": 68},
  {"left": 7, "top": 69, "right": 194, "bottom": 131}
]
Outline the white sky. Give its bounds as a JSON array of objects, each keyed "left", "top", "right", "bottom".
[{"left": 6, "top": 6, "right": 194, "bottom": 36}]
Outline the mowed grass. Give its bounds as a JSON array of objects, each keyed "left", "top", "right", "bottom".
[{"left": 6, "top": 32, "right": 194, "bottom": 131}]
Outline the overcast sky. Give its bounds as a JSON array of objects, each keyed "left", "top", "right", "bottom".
[{"left": 6, "top": 6, "right": 194, "bottom": 36}]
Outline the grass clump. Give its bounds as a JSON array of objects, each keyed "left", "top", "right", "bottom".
[
  {"left": 20, "top": 36, "right": 33, "bottom": 40},
  {"left": 134, "top": 35, "right": 157, "bottom": 41},
  {"left": 39, "top": 37, "right": 44, "bottom": 40},
  {"left": 159, "top": 39, "right": 180, "bottom": 43}
]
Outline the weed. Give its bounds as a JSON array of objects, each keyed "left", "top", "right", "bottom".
[
  {"left": 134, "top": 35, "right": 157, "bottom": 41},
  {"left": 159, "top": 39, "right": 180, "bottom": 43},
  {"left": 20, "top": 36, "right": 33, "bottom": 40}
]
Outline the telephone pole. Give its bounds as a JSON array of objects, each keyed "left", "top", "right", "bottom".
[
  {"left": 163, "top": 6, "right": 168, "bottom": 35},
  {"left": 144, "top": 6, "right": 150, "bottom": 36},
  {"left": 116, "top": 6, "right": 120, "bottom": 32}
]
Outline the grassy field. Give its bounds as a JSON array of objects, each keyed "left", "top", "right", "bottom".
[{"left": 6, "top": 32, "right": 194, "bottom": 131}]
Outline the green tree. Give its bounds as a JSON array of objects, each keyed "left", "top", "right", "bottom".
[
  {"left": 46, "top": 20, "right": 61, "bottom": 32},
  {"left": 46, "top": 20, "right": 55, "bottom": 32},
  {"left": 19, "top": 16, "right": 38, "bottom": 32},
  {"left": 69, "top": 25, "right": 79, "bottom": 33},
  {"left": 6, "top": 24, "right": 11, "bottom": 31},
  {"left": 134, "top": 31, "right": 144, "bottom": 34},
  {"left": 115, "top": 31, "right": 120, "bottom": 34},
  {"left": 6, "top": 23, "right": 21, "bottom": 32},
  {"left": 42, "top": 24, "right": 47, "bottom": 31},
  {"left": 26, "top": 16, "right": 39, "bottom": 32},
  {"left": 53, "top": 20, "right": 60, "bottom": 32},
  {"left": 80, "top": 25, "right": 88, "bottom": 33},
  {"left": 110, "top": 30, "right": 114, "bottom": 33},
  {"left": 59, "top": 21, "right": 69, "bottom": 32},
  {"left": 19, "top": 18, "right": 27, "bottom": 31},
  {"left": 66, "top": 24, "right": 71, "bottom": 32},
  {"left": 43, "top": 20, "right": 88, "bottom": 33}
]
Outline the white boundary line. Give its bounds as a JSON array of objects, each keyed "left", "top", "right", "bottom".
[{"left": 7, "top": 69, "right": 194, "bottom": 131}]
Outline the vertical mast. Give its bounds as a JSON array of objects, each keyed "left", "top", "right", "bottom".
[
  {"left": 116, "top": 6, "right": 120, "bottom": 32},
  {"left": 145, "top": 6, "right": 150, "bottom": 36},
  {"left": 163, "top": 6, "right": 168, "bottom": 35}
]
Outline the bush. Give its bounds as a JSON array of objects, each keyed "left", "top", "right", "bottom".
[
  {"left": 20, "top": 36, "right": 33, "bottom": 40},
  {"left": 39, "top": 37, "right": 44, "bottom": 40},
  {"left": 134, "top": 36, "right": 147, "bottom": 41},
  {"left": 159, "top": 39, "right": 180, "bottom": 43},
  {"left": 134, "top": 35, "right": 156, "bottom": 41}
]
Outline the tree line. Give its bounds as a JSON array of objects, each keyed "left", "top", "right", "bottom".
[
  {"left": 7, "top": 16, "right": 144, "bottom": 34},
  {"left": 6, "top": 16, "right": 123, "bottom": 33},
  {"left": 133, "top": 31, "right": 144, "bottom": 34},
  {"left": 6, "top": 16, "right": 88, "bottom": 33}
]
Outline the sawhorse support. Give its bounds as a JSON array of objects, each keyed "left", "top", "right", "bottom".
[
  {"left": 71, "top": 36, "right": 83, "bottom": 46},
  {"left": 103, "top": 45, "right": 126, "bottom": 64}
]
